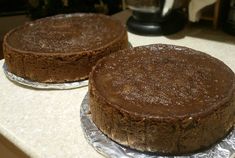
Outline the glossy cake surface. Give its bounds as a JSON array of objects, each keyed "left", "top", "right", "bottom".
[
  {"left": 89, "top": 44, "right": 235, "bottom": 154},
  {"left": 4, "top": 13, "right": 128, "bottom": 83}
]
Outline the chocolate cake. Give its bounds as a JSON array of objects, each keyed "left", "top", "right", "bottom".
[
  {"left": 89, "top": 44, "right": 235, "bottom": 154},
  {"left": 3, "top": 13, "right": 128, "bottom": 83}
]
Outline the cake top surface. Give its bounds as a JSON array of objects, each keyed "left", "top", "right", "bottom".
[
  {"left": 5, "top": 14, "right": 124, "bottom": 54},
  {"left": 91, "top": 44, "right": 235, "bottom": 118}
]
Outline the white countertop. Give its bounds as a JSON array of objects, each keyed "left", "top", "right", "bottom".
[{"left": 1, "top": 31, "right": 235, "bottom": 158}]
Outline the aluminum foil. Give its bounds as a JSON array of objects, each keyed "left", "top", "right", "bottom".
[
  {"left": 80, "top": 94, "right": 235, "bottom": 158},
  {"left": 3, "top": 63, "right": 88, "bottom": 89}
]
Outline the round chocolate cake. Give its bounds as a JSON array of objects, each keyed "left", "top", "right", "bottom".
[
  {"left": 3, "top": 13, "right": 128, "bottom": 83},
  {"left": 89, "top": 44, "right": 235, "bottom": 154}
]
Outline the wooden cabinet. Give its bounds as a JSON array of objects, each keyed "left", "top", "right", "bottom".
[{"left": 0, "top": 134, "right": 29, "bottom": 158}]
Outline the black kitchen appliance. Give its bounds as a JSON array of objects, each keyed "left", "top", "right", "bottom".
[
  {"left": 126, "top": 0, "right": 186, "bottom": 36},
  {"left": 223, "top": 0, "right": 235, "bottom": 35}
]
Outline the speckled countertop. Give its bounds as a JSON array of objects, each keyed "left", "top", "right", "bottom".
[{"left": 0, "top": 30, "right": 235, "bottom": 158}]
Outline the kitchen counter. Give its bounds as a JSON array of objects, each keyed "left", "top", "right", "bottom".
[{"left": 1, "top": 12, "right": 235, "bottom": 158}]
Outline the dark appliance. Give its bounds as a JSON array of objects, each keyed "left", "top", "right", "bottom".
[{"left": 126, "top": 0, "right": 186, "bottom": 36}]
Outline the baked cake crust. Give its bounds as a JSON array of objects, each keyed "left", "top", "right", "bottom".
[
  {"left": 3, "top": 13, "right": 128, "bottom": 83},
  {"left": 89, "top": 44, "right": 235, "bottom": 154}
]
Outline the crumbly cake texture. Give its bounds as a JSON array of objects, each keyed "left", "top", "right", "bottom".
[
  {"left": 89, "top": 44, "right": 235, "bottom": 154},
  {"left": 3, "top": 13, "right": 128, "bottom": 83}
]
